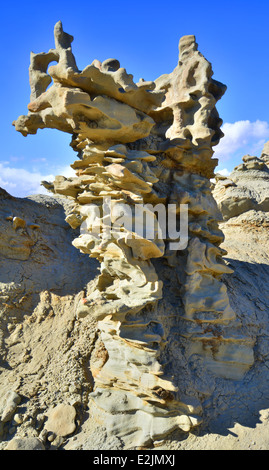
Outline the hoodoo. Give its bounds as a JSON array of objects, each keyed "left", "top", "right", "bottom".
[{"left": 12, "top": 22, "right": 254, "bottom": 447}]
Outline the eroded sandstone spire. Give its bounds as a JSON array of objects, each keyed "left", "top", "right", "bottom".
[{"left": 13, "top": 23, "right": 254, "bottom": 447}]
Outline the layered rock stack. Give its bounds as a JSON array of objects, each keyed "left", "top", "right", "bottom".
[
  {"left": 13, "top": 23, "right": 254, "bottom": 447},
  {"left": 213, "top": 144, "right": 269, "bottom": 221}
]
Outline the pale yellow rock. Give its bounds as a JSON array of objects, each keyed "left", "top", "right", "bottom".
[
  {"left": 11, "top": 22, "right": 255, "bottom": 448},
  {"left": 5, "top": 437, "right": 45, "bottom": 451},
  {"left": 45, "top": 404, "right": 76, "bottom": 437}
]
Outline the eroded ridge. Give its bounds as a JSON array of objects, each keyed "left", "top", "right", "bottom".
[
  {"left": 213, "top": 146, "right": 269, "bottom": 220},
  {"left": 13, "top": 24, "right": 254, "bottom": 447}
]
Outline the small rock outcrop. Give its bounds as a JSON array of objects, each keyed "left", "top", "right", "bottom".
[
  {"left": 5, "top": 437, "right": 45, "bottom": 450},
  {"left": 261, "top": 140, "right": 269, "bottom": 165},
  {"left": 45, "top": 404, "right": 77, "bottom": 437},
  {"left": 213, "top": 143, "right": 269, "bottom": 220}
]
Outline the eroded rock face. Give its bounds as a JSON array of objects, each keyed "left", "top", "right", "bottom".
[
  {"left": 13, "top": 23, "right": 254, "bottom": 447},
  {"left": 213, "top": 148, "right": 269, "bottom": 221},
  {"left": 45, "top": 404, "right": 76, "bottom": 437},
  {"left": 261, "top": 140, "right": 269, "bottom": 166}
]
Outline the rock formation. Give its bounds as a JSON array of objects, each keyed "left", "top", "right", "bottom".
[
  {"left": 0, "top": 186, "right": 268, "bottom": 450},
  {"left": 213, "top": 143, "right": 269, "bottom": 220},
  {"left": 261, "top": 140, "right": 269, "bottom": 166},
  {"left": 11, "top": 22, "right": 255, "bottom": 447}
]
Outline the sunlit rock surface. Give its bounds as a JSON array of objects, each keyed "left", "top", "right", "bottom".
[{"left": 7, "top": 23, "right": 258, "bottom": 448}]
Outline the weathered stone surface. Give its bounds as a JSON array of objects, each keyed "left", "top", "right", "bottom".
[
  {"left": 0, "top": 190, "right": 99, "bottom": 447},
  {"left": 5, "top": 437, "right": 45, "bottom": 450},
  {"left": 11, "top": 23, "right": 256, "bottom": 448},
  {"left": 213, "top": 152, "right": 269, "bottom": 220},
  {"left": 45, "top": 404, "right": 76, "bottom": 437},
  {"left": 0, "top": 391, "right": 21, "bottom": 423},
  {"left": 261, "top": 140, "right": 269, "bottom": 166}
]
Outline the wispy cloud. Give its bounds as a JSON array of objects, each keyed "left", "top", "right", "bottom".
[
  {"left": 214, "top": 120, "right": 269, "bottom": 163},
  {"left": 0, "top": 162, "right": 76, "bottom": 198}
]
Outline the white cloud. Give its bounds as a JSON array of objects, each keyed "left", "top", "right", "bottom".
[
  {"left": 0, "top": 162, "right": 76, "bottom": 198},
  {"left": 214, "top": 120, "right": 269, "bottom": 162},
  {"left": 59, "top": 165, "right": 77, "bottom": 178},
  {"left": 215, "top": 168, "right": 230, "bottom": 177}
]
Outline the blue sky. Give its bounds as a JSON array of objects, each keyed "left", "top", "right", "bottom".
[{"left": 1, "top": 0, "right": 269, "bottom": 196}]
